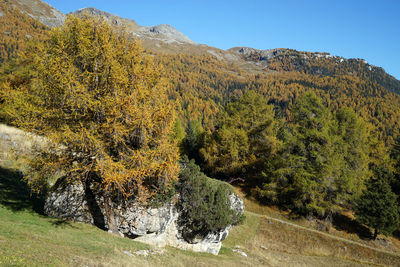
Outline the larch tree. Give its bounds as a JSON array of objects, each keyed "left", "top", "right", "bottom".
[
  {"left": 1, "top": 15, "right": 179, "bottom": 232},
  {"left": 260, "top": 93, "right": 365, "bottom": 216},
  {"left": 329, "top": 107, "right": 372, "bottom": 209},
  {"left": 271, "top": 93, "right": 336, "bottom": 215},
  {"left": 201, "top": 90, "right": 278, "bottom": 183},
  {"left": 260, "top": 94, "right": 375, "bottom": 217}
]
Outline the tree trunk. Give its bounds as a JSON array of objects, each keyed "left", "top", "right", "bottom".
[
  {"left": 104, "top": 192, "right": 118, "bottom": 234},
  {"left": 373, "top": 228, "right": 378, "bottom": 240}
]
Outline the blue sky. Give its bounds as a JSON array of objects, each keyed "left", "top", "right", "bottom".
[{"left": 44, "top": 0, "right": 400, "bottom": 79}]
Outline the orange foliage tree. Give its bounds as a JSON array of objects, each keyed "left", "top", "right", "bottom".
[{"left": 1, "top": 15, "right": 179, "bottom": 232}]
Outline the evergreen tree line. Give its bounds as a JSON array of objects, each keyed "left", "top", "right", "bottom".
[{"left": 179, "top": 91, "right": 400, "bottom": 239}]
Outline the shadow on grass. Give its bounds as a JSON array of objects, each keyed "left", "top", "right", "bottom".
[
  {"left": 51, "top": 219, "right": 78, "bottom": 229},
  {"left": 393, "top": 229, "right": 400, "bottom": 240},
  {"left": 0, "top": 166, "right": 45, "bottom": 215},
  {"left": 333, "top": 213, "right": 373, "bottom": 240}
]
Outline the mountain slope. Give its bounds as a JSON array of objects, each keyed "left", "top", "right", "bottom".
[
  {"left": 229, "top": 47, "right": 400, "bottom": 94},
  {"left": 1, "top": 124, "right": 399, "bottom": 267},
  {"left": 69, "top": 7, "right": 253, "bottom": 65},
  {"left": 3, "top": 0, "right": 400, "bottom": 143},
  {"left": 8, "top": 0, "right": 65, "bottom": 27},
  {"left": 1, "top": 2, "right": 400, "bottom": 265},
  {"left": 0, "top": 1, "right": 48, "bottom": 62}
]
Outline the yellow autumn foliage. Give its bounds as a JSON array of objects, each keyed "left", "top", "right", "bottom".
[{"left": 2, "top": 14, "right": 179, "bottom": 201}]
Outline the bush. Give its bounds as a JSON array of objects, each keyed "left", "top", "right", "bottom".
[
  {"left": 148, "top": 181, "right": 176, "bottom": 208},
  {"left": 177, "top": 156, "right": 243, "bottom": 241}
]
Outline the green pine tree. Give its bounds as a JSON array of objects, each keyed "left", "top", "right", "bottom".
[
  {"left": 182, "top": 120, "right": 202, "bottom": 162},
  {"left": 172, "top": 118, "right": 185, "bottom": 144},
  {"left": 355, "top": 166, "right": 400, "bottom": 239},
  {"left": 390, "top": 136, "right": 400, "bottom": 196},
  {"left": 177, "top": 156, "right": 243, "bottom": 241}
]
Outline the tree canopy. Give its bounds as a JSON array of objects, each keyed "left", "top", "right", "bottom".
[
  {"left": 200, "top": 90, "right": 278, "bottom": 182},
  {"left": 1, "top": 15, "right": 179, "bottom": 231},
  {"left": 255, "top": 93, "right": 375, "bottom": 216}
]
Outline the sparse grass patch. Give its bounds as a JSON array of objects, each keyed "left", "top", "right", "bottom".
[
  {"left": 223, "top": 211, "right": 261, "bottom": 248},
  {"left": 254, "top": 214, "right": 400, "bottom": 266}
]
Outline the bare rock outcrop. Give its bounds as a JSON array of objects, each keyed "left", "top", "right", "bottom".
[{"left": 44, "top": 178, "right": 244, "bottom": 255}]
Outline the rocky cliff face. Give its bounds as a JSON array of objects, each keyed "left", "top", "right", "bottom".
[{"left": 44, "top": 178, "right": 244, "bottom": 255}]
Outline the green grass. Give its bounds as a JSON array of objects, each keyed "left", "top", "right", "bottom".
[
  {"left": 0, "top": 165, "right": 45, "bottom": 214},
  {"left": 223, "top": 212, "right": 261, "bottom": 249},
  {"left": 0, "top": 205, "right": 150, "bottom": 266},
  {"left": 0, "top": 165, "right": 150, "bottom": 266}
]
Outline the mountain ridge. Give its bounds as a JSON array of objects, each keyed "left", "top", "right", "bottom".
[
  {"left": 71, "top": 7, "right": 195, "bottom": 45},
  {"left": 3, "top": 0, "right": 400, "bottom": 143},
  {"left": 6, "top": 0, "right": 399, "bottom": 86}
]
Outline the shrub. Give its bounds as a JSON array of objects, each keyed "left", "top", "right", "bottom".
[{"left": 177, "top": 156, "right": 243, "bottom": 241}]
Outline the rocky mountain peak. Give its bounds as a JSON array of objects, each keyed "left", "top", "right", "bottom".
[{"left": 136, "top": 24, "right": 195, "bottom": 44}]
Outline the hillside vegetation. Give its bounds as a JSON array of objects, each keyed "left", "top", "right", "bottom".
[
  {"left": 2, "top": 0, "right": 400, "bottom": 144},
  {"left": 0, "top": 149, "right": 400, "bottom": 266},
  {"left": 0, "top": 1, "right": 47, "bottom": 62},
  {"left": 1, "top": 2, "right": 400, "bottom": 266}
]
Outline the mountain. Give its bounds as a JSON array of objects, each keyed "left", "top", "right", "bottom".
[
  {"left": 2, "top": 0, "right": 400, "bottom": 144},
  {"left": 66, "top": 6, "right": 400, "bottom": 96},
  {"left": 70, "top": 8, "right": 256, "bottom": 65},
  {"left": 0, "top": 0, "right": 48, "bottom": 62},
  {"left": 7, "top": 0, "right": 65, "bottom": 27},
  {"left": 71, "top": 7, "right": 195, "bottom": 45}
]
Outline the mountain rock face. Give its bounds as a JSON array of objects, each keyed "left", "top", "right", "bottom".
[
  {"left": 8, "top": 0, "right": 65, "bottom": 27},
  {"left": 44, "top": 178, "right": 244, "bottom": 255},
  {"left": 229, "top": 47, "right": 337, "bottom": 69},
  {"left": 71, "top": 7, "right": 195, "bottom": 45},
  {"left": 135, "top": 24, "right": 195, "bottom": 44}
]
